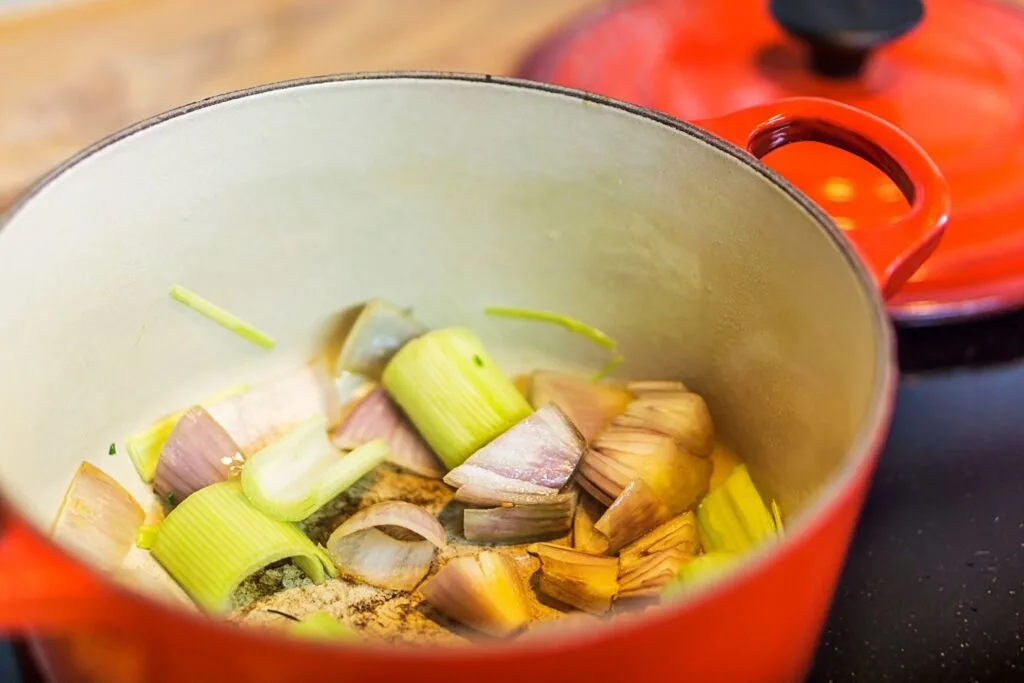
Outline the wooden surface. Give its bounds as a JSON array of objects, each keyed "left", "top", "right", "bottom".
[{"left": 0, "top": 0, "right": 607, "bottom": 209}]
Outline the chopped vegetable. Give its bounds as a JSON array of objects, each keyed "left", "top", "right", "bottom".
[
  {"left": 608, "top": 385, "right": 715, "bottom": 457},
  {"left": 336, "top": 299, "right": 426, "bottom": 379},
  {"left": 288, "top": 611, "right": 358, "bottom": 642},
  {"left": 697, "top": 464, "right": 780, "bottom": 554},
  {"left": 443, "top": 404, "right": 586, "bottom": 496},
  {"left": 709, "top": 442, "right": 742, "bottom": 491},
  {"left": 51, "top": 462, "right": 144, "bottom": 572},
  {"left": 208, "top": 364, "right": 343, "bottom": 456},
  {"left": 135, "top": 525, "right": 159, "bottom": 550},
  {"left": 771, "top": 500, "right": 785, "bottom": 536},
  {"left": 150, "top": 481, "right": 336, "bottom": 613},
  {"left": 463, "top": 492, "right": 577, "bottom": 544},
  {"left": 483, "top": 306, "right": 616, "bottom": 350},
  {"left": 153, "top": 406, "right": 245, "bottom": 504},
  {"left": 108, "top": 443, "right": 116, "bottom": 456},
  {"left": 241, "top": 414, "right": 387, "bottom": 522},
  {"left": 528, "top": 543, "right": 618, "bottom": 614},
  {"left": 169, "top": 284, "right": 275, "bottom": 349},
  {"left": 529, "top": 371, "right": 632, "bottom": 442},
  {"left": 618, "top": 511, "right": 700, "bottom": 573},
  {"left": 572, "top": 493, "right": 610, "bottom": 555},
  {"left": 420, "top": 552, "right": 531, "bottom": 637},
  {"left": 591, "top": 354, "right": 625, "bottom": 381},
  {"left": 660, "top": 552, "right": 736, "bottom": 602},
  {"left": 124, "top": 384, "right": 249, "bottom": 484},
  {"left": 618, "top": 546, "right": 696, "bottom": 599},
  {"left": 326, "top": 502, "right": 446, "bottom": 591},
  {"left": 381, "top": 328, "right": 532, "bottom": 470},
  {"left": 333, "top": 385, "right": 445, "bottom": 479},
  {"left": 593, "top": 479, "right": 673, "bottom": 553}
]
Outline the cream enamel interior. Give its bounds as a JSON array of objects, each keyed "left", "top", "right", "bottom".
[{"left": 0, "top": 76, "right": 882, "bottom": 581}]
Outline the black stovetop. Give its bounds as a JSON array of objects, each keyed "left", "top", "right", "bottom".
[{"left": 11, "top": 312, "right": 1024, "bottom": 682}]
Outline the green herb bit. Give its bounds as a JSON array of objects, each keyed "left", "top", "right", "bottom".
[
  {"left": 484, "top": 306, "right": 616, "bottom": 350},
  {"left": 169, "top": 285, "right": 275, "bottom": 349},
  {"left": 108, "top": 442, "right": 117, "bottom": 456}
]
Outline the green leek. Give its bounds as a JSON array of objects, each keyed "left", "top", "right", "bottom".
[
  {"left": 169, "top": 285, "right": 276, "bottom": 349},
  {"left": 696, "top": 464, "right": 779, "bottom": 554},
  {"left": 660, "top": 552, "right": 736, "bottom": 602},
  {"left": 124, "top": 383, "right": 248, "bottom": 484},
  {"left": 150, "top": 481, "right": 336, "bottom": 613},
  {"left": 241, "top": 414, "right": 388, "bottom": 522},
  {"left": 381, "top": 328, "right": 532, "bottom": 470},
  {"left": 483, "top": 306, "right": 616, "bottom": 350},
  {"left": 289, "top": 611, "right": 357, "bottom": 642},
  {"left": 135, "top": 525, "right": 159, "bottom": 550}
]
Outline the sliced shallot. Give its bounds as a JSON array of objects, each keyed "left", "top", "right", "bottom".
[
  {"left": 153, "top": 406, "right": 244, "bottom": 504},
  {"left": 336, "top": 299, "right": 426, "bottom": 379},
  {"left": 326, "top": 501, "right": 446, "bottom": 591},
  {"left": 51, "top": 462, "right": 144, "bottom": 571},
  {"left": 617, "top": 546, "right": 696, "bottom": 599},
  {"left": 528, "top": 543, "right": 618, "bottom": 614},
  {"left": 207, "top": 364, "right": 342, "bottom": 456},
  {"left": 572, "top": 493, "right": 610, "bottom": 555},
  {"left": 594, "top": 479, "right": 673, "bottom": 553},
  {"left": 333, "top": 386, "right": 445, "bottom": 479},
  {"left": 420, "top": 551, "right": 531, "bottom": 637},
  {"left": 463, "top": 491, "right": 577, "bottom": 544},
  {"left": 443, "top": 404, "right": 586, "bottom": 496},
  {"left": 529, "top": 371, "right": 632, "bottom": 442}
]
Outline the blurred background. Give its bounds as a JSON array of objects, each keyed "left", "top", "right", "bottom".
[{"left": 1, "top": 1, "right": 1022, "bottom": 681}]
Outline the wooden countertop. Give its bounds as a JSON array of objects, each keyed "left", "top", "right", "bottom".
[{"left": 0, "top": 0, "right": 607, "bottom": 209}]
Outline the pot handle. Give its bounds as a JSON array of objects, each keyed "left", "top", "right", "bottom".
[
  {"left": 695, "top": 97, "right": 951, "bottom": 299},
  {"left": 0, "top": 503, "right": 115, "bottom": 633}
]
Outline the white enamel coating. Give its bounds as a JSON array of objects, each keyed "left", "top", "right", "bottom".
[{"left": 0, "top": 76, "right": 882, "bottom": 584}]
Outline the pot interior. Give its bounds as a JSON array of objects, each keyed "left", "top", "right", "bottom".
[{"left": 0, "top": 76, "right": 885, "bottom": 588}]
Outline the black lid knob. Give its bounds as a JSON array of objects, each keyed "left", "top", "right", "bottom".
[{"left": 770, "top": 0, "right": 924, "bottom": 79}]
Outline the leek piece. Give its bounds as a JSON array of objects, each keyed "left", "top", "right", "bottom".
[
  {"left": 241, "top": 414, "right": 388, "bottom": 521},
  {"left": 169, "top": 285, "right": 276, "bottom": 349},
  {"left": 591, "top": 354, "right": 625, "bottom": 382},
  {"left": 125, "top": 383, "right": 249, "bottom": 484},
  {"left": 289, "top": 611, "right": 357, "bottom": 642},
  {"left": 135, "top": 525, "right": 159, "bottom": 550},
  {"left": 381, "top": 328, "right": 532, "bottom": 470},
  {"left": 771, "top": 500, "right": 785, "bottom": 536},
  {"left": 696, "top": 464, "right": 778, "bottom": 554},
  {"left": 150, "top": 481, "right": 336, "bottom": 613},
  {"left": 483, "top": 307, "right": 616, "bottom": 350},
  {"left": 660, "top": 552, "right": 736, "bottom": 602}
]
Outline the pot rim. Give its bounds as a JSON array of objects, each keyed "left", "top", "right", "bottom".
[{"left": 0, "top": 71, "right": 897, "bottom": 659}]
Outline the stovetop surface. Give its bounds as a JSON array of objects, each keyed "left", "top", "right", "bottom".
[{"left": 8, "top": 315, "right": 1024, "bottom": 682}]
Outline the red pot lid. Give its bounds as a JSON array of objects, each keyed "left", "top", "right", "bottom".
[{"left": 519, "top": 0, "right": 1024, "bottom": 323}]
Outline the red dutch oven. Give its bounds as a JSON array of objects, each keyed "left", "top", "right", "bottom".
[{"left": 0, "top": 74, "right": 948, "bottom": 682}]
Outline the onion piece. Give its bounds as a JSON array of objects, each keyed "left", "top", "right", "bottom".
[
  {"left": 618, "top": 546, "right": 696, "bottom": 599},
  {"left": 153, "top": 406, "right": 245, "bottom": 505},
  {"left": 336, "top": 299, "right": 426, "bottom": 379},
  {"left": 420, "top": 552, "right": 531, "bottom": 637},
  {"left": 463, "top": 492, "right": 577, "bottom": 544},
  {"left": 333, "top": 386, "right": 445, "bottom": 479},
  {"left": 241, "top": 414, "right": 387, "bottom": 522},
  {"left": 382, "top": 328, "right": 533, "bottom": 470},
  {"left": 594, "top": 479, "right": 673, "bottom": 553},
  {"left": 50, "top": 462, "right": 144, "bottom": 572},
  {"left": 529, "top": 371, "right": 632, "bottom": 442},
  {"left": 454, "top": 485, "right": 564, "bottom": 508},
  {"left": 608, "top": 391, "right": 715, "bottom": 458},
  {"left": 443, "top": 404, "right": 586, "bottom": 496},
  {"left": 572, "top": 493, "right": 610, "bottom": 555},
  {"left": 326, "top": 501, "right": 446, "bottom": 591},
  {"left": 150, "top": 481, "right": 336, "bottom": 613},
  {"left": 528, "top": 543, "right": 618, "bottom": 614},
  {"left": 618, "top": 511, "right": 700, "bottom": 572},
  {"left": 207, "top": 364, "right": 342, "bottom": 456}
]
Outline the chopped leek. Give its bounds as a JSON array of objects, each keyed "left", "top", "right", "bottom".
[
  {"left": 289, "top": 611, "right": 357, "bottom": 642},
  {"left": 125, "top": 383, "right": 249, "bottom": 484},
  {"left": 150, "top": 481, "right": 336, "bottom": 613},
  {"left": 696, "top": 464, "right": 779, "bottom": 554},
  {"left": 591, "top": 354, "right": 625, "bottom": 382},
  {"left": 169, "top": 285, "right": 276, "bottom": 349},
  {"left": 381, "top": 328, "right": 532, "bottom": 470},
  {"left": 135, "top": 525, "right": 159, "bottom": 549},
  {"left": 241, "top": 414, "right": 388, "bottom": 522},
  {"left": 483, "top": 306, "right": 616, "bottom": 350},
  {"left": 660, "top": 552, "right": 736, "bottom": 602}
]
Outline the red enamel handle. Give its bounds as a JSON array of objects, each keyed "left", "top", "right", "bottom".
[{"left": 696, "top": 97, "right": 951, "bottom": 299}]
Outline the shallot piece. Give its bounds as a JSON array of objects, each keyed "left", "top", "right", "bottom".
[
  {"left": 443, "top": 404, "right": 587, "bottom": 496},
  {"left": 463, "top": 491, "right": 577, "bottom": 544},
  {"left": 333, "top": 386, "right": 445, "bottom": 479},
  {"left": 594, "top": 479, "right": 673, "bottom": 553},
  {"left": 609, "top": 385, "right": 715, "bottom": 457},
  {"left": 420, "top": 552, "right": 531, "bottom": 637},
  {"left": 528, "top": 543, "right": 618, "bottom": 614},
  {"left": 326, "top": 501, "right": 446, "bottom": 591},
  {"left": 335, "top": 299, "right": 426, "bottom": 379},
  {"left": 51, "top": 462, "right": 144, "bottom": 571},
  {"left": 153, "top": 406, "right": 244, "bottom": 504},
  {"left": 207, "top": 364, "right": 342, "bottom": 456},
  {"left": 618, "top": 511, "right": 701, "bottom": 572},
  {"left": 617, "top": 546, "right": 696, "bottom": 599},
  {"left": 529, "top": 371, "right": 632, "bottom": 442},
  {"left": 572, "top": 493, "right": 610, "bottom": 555}
]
